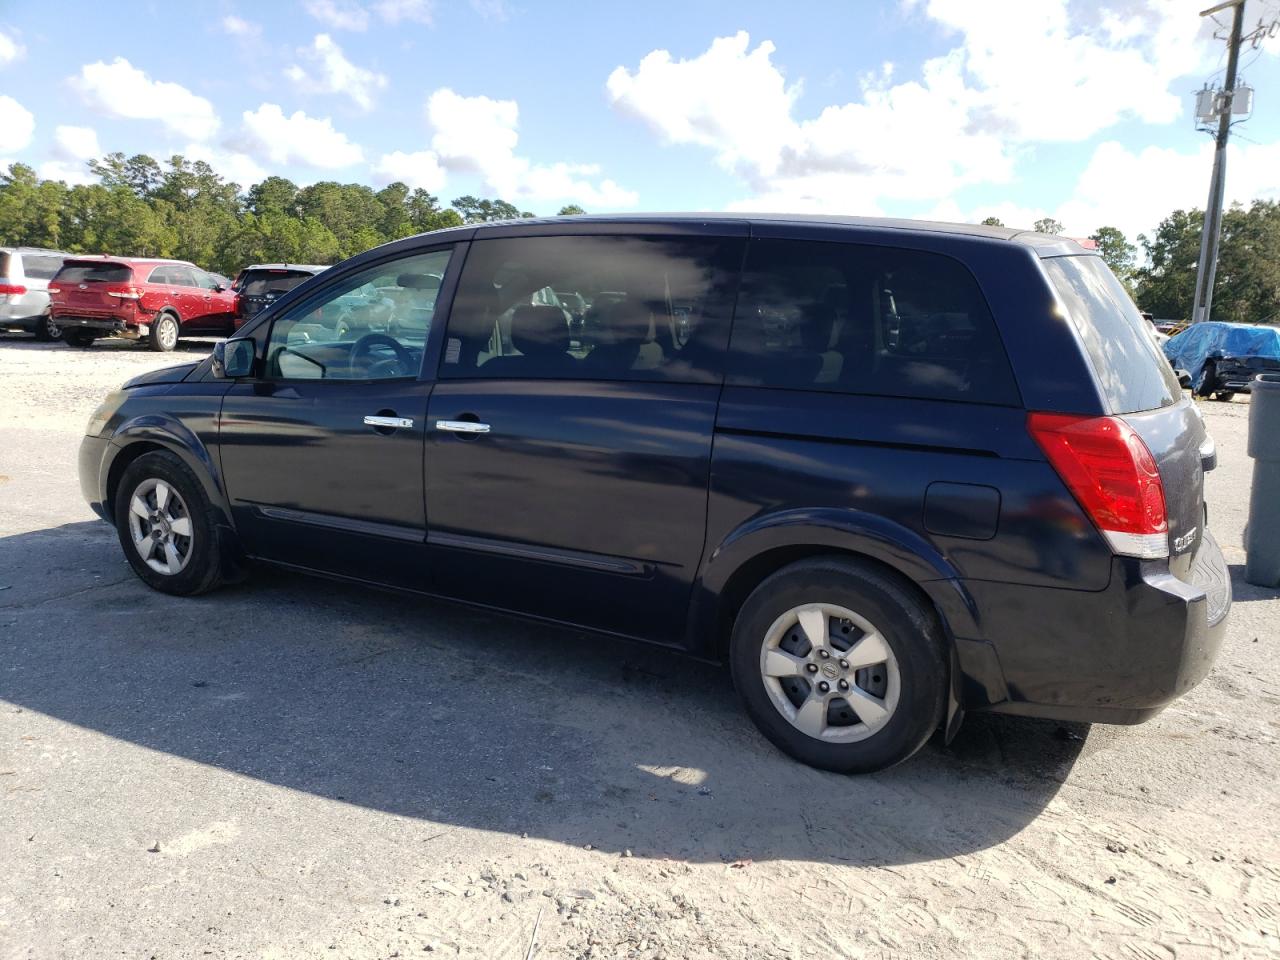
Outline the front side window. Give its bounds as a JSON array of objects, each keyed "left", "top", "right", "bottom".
[
  {"left": 729, "top": 239, "right": 1020, "bottom": 405},
  {"left": 439, "top": 235, "right": 743, "bottom": 383},
  {"left": 262, "top": 247, "right": 452, "bottom": 381}
]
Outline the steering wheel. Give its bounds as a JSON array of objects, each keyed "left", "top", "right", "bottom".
[{"left": 350, "top": 333, "right": 414, "bottom": 378}]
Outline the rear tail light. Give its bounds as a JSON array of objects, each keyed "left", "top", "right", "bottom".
[
  {"left": 0, "top": 283, "right": 27, "bottom": 296},
  {"left": 105, "top": 285, "right": 143, "bottom": 300},
  {"left": 1028, "top": 412, "right": 1168, "bottom": 560}
]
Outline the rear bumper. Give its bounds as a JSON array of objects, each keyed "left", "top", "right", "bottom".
[
  {"left": 0, "top": 302, "right": 47, "bottom": 328},
  {"left": 55, "top": 315, "right": 148, "bottom": 340},
  {"left": 958, "top": 530, "right": 1231, "bottom": 724}
]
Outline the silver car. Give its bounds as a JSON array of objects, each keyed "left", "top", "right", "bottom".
[{"left": 1, "top": 247, "right": 71, "bottom": 341}]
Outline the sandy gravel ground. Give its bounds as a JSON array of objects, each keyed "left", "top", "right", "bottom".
[{"left": 0, "top": 334, "right": 1277, "bottom": 960}]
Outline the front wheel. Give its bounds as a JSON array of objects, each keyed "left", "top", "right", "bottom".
[
  {"left": 1211, "top": 391, "right": 1235, "bottom": 402},
  {"left": 729, "top": 557, "right": 946, "bottom": 773},
  {"left": 114, "top": 451, "right": 224, "bottom": 595},
  {"left": 1194, "top": 362, "right": 1217, "bottom": 398},
  {"left": 34, "top": 312, "right": 61, "bottom": 342},
  {"left": 149, "top": 313, "right": 180, "bottom": 352}
]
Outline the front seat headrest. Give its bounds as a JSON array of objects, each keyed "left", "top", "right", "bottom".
[{"left": 510, "top": 304, "right": 570, "bottom": 358}]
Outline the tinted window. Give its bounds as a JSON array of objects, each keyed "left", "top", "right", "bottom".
[
  {"left": 169, "top": 266, "right": 199, "bottom": 287},
  {"left": 193, "top": 270, "right": 220, "bottom": 290},
  {"left": 440, "top": 235, "right": 743, "bottom": 383},
  {"left": 54, "top": 263, "right": 132, "bottom": 284},
  {"left": 241, "top": 270, "right": 315, "bottom": 297},
  {"left": 147, "top": 266, "right": 174, "bottom": 284},
  {"left": 1043, "top": 255, "right": 1179, "bottom": 414},
  {"left": 263, "top": 248, "right": 452, "bottom": 381},
  {"left": 730, "top": 240, "right": 1019, "bottom": 405},
  {"left": 0, "top": 252, "right": 8, "bottom": 278},
  {"left": 20, "top": 254, "right": 64, "bottom": 279}
]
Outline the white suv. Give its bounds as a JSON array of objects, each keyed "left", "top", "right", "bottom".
[{"left": 1, "top": 247, "right": 71, "bottom": 341}]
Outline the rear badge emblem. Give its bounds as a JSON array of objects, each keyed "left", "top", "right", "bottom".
[{"left": 1173, "top": 527, "right": 1198, "bottom": 554}]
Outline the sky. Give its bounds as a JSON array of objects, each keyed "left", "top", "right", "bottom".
[{"left": 2, "top": 0, "right": 1280, "bottom": 241}]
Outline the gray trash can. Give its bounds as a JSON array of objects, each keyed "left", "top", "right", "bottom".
[{"left": 1246, "top": 373, "right": 1280, "bottom": 587}]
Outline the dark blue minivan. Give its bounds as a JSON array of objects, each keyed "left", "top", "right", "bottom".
[{"left": 78, "top": 215, "right": 1230, "bottom": 772}]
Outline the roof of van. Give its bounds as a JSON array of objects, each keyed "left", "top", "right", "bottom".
[{"left": 456, "top": 213, "right": 1091, "bottom": 257}]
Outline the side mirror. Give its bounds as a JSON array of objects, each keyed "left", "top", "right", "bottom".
[
  {"left": 213, "top": 338, "right": 256, "bottom": 378},
  {"left": 213, "top": 283, "right": 226, "bottom": 293}
]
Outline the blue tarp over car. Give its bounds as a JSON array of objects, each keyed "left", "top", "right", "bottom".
[{"left": 1163, "top": 321, "right": 1280, "bottom": 386}]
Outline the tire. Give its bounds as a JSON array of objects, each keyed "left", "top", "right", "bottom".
[
  {"left": 1212, "top": 391, "right": 1235, "bottom": 402},
  {"left": 63, "top": 328, "right": 96, "bottom": 348},
  {"left": 113, "top": 451, "right": 224, "bottom": 596},
  {"left": 1194, "top": 362, "right": 1217, "bottom": 398},
  {"left": 149, "top": 312, "right": 180, "bottom": 352},
  {"left": 729, "top": 557, "right": 946, "bottom": 773},
  {"left": 33, "top": 312, "right": 61, "bottom": 342}
]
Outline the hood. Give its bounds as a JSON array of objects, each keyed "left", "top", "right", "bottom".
[{"left": 122, "top": 362, "right": 199, "bottom": 389}]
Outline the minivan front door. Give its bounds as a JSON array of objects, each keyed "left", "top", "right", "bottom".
[
  {"left": 422, "top": 231, "right": 745, "bottom": 643},
  {"left": 217, "top": 245, "right": 459, "bottom": 589}
]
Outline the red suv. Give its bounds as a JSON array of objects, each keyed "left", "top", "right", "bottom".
[{"left": 49, "top": 257, "right": 237, "bottom": 352}]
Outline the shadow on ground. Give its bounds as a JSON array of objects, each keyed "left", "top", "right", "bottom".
[
  {"left": 0, "top": 331, "right": 217, "bottom": 355},
  {"left": 1227, "top": 564, "right": 1280, "bottom": 602},
  {"left": 0, "top": 521, "right": 1085, "bottom": 866}
]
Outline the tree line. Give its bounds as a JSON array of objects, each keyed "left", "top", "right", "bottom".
[
  {"left": 0, "top": 153, "right": 586, "bottom": 277},
  {"left": 980, "top": 203, "right": 1280, "bottom": 325},
  {"left": 2, "top": 153, "right": 1278, "bottom": 323}
]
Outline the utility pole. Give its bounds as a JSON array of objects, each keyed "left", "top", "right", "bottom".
[{"left": 1190, "top": 0, "right": 1246, "bottom": 323}]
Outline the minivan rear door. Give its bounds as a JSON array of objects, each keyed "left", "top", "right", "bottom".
[{"left": 1041, "top": 254, "right": 1207, "bottom": 579}]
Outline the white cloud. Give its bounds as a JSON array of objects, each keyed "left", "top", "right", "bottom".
[
  {"left": 221, "top": 15, "right": 261, "bottom": 38},
  {"left": 237, "top": 103, "right": 364, "bottom": 169},
  {"left": 53, "top": 125, "right": 101, "bottom": 161},
  {"left": 0, "top": 29, "right": 24, "bottom": 67},
  {"left": 181, "top": 143, "right": 268, "bottom": 187},
  {"left": 70, "top": 58, "right": 220, "bottom": 141},
  {"left": 0, "top": 96, "right": 35, "bottom": 154},
  {"left": 286, "top": 34, "right": 388, "bottom": 111},
  {"left": 608, "top": 7, "right": 1242, "bottom": 214},
  {"left": 304, "top": 0, "right": 370, "bottom": 31},
  {"left": 1055, "top": 139, "right": 1280, "bottom": 240},
  {"left": 372, "top": 149, "right": 447, "bottom": 191},
  {"left": 374, "top": 0, "right": 434, "bottom": 25},
  {"left": 425, "top": 88, "right": 638, "bottom": 207}
]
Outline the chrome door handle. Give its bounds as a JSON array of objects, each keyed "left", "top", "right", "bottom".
[
  {"left": 364, "top": 415, "right": 414, "bottom": 429},
  {"left": 436, "top": 419, "right": 490, "bottom": 434}
]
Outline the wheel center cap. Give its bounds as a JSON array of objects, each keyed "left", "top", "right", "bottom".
[{"left": 820, "top": 661, "right": 840, "bottom": 679}]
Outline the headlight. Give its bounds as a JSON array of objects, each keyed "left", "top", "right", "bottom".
[{"left": 85, "top": 402, "right": 114, "bottom": 437}]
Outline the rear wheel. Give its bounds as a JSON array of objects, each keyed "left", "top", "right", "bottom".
[
  {"left": 729, "top": 557, "right": 946, "bottom": 773},
  {"left": 33, "top": 312, "right": 61, "bottom": 342},
  {"left": 114, "top": 451, "right": 223, "bottom": 595},
  {"left": 149, "top": 312, "right": 180, "bottom": 352},
  {"left": 63, "top": 328, "right": 95, "bottom": 348},
  {"left": 1212, "top": 391, "right": 1235, "bottom": 402}
]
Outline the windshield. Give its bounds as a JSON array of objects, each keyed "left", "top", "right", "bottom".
[{"left": 1043, "top": 255, "right": 1180, "bottom": 414}]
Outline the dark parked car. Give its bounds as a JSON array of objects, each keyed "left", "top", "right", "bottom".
[
  {"left": 1163, "top": 320, "right": 1280, "bottom": 401},
  {"left": 77, "top": 215, "right": 1229, "bottom": 772},
  {"left": 50, "top": 256, "right": 237, "bottom": 351},
  {"left": 231, "top": 263, "right": 329, "bottom": 329}
]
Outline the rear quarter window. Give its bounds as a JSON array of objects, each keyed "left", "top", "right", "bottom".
[
  {"left": 1042, "top": 255, "right": 1179, "bottom": 414},
  {"left": 54, "top": 263, "right": 133, "bottom": 284},
  {"left": 19, "top": 255, "right": 64, "bottom": 280},
  {"left": 729, "top": 239, "right": 1020, "bottom": 406}
]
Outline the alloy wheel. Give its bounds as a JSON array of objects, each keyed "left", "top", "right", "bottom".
[
  {"left": 126, "top": 477, "right": 194, "bottom": 575},
  {"left": 758, "top": 602, "right": 901, "bottom": 743}
]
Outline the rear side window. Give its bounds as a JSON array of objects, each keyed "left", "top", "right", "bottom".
[
  {"left": 729, "top": 240, "right": 1019, "bottom": 405},
  {"left": 19, "top": 254, "right": 64, "bottom": 279},
  {"left": 1042, "top": 255, "right": 1178, "bottom": 414},
  {"left": 241, "top": 270, "right": 315, "bottom": 297},
  {"left": 54, "top": 263, "right": 133, "bottom": 284},
  {"left": 440, "top": 235, "right": 744, "bottom": 383},
  {"left": 0, "top": 252, "right": 9, "bottom": 278}
]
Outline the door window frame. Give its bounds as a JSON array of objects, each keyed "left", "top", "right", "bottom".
[{"left": 241, "top": 240, "right": 469, "bottom": 386}]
